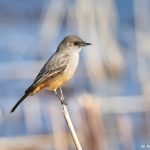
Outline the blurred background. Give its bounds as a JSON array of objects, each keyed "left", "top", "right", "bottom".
[{"left": 0, "top": 0, "right": 150, "bottom": 149}]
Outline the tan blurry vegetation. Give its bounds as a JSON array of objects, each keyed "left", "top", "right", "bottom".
[
  {"left": 1, "top": 94, "right": 150, "bottom": 150},
  {"left": 1, "top": 0, "right": 150, "bottom": 150},
  {"left": 37, "top": 0, "right": 124, "bottom": 83},
  {"left": 2, "top": 0, "right": 150, "bottom": 94}
]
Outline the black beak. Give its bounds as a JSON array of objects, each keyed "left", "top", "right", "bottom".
[{"left": 80, "top": 41, "right": 92, "bottom": 46}]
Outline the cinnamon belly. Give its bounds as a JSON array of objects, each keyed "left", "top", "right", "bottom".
[
  {"left": 45, "top": 73, "right": 72, "bottom": 91},
  {"left": 30, "top": 73, "right": 73, "bottom": 96}
]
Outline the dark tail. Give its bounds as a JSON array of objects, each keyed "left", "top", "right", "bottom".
[
  {"left": 10, "top": 85, "right": 36, "bottom": 113},
  {"left": 10, "top": 93, "right": 30, "bottom": 113}
]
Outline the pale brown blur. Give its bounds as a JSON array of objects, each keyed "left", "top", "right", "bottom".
[{"left": 0, "top": 0, "right": 150, "bottom": 150}]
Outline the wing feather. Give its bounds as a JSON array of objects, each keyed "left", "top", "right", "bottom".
[{"left": 32, "top": 53, "right": 69, "bottom": 87}]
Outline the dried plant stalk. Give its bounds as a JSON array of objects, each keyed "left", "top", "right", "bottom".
[{"left": 62, "top": 104, "right": 82, "bottom": 150}]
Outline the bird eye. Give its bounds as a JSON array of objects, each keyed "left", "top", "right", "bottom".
[{"left": 74, "top": 41, "right": 79, "bottom": 46}]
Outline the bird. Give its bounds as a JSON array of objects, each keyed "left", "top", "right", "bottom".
[{"left": 10, "top": 35, "right": 91, "bottom": 113}]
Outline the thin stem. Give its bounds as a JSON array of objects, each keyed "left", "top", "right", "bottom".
[
  {"left": 54, "top": 87, "right": 82, "bottom": 150},
  {"left": 62, "top": 104, "right": 82, "bottom": 150}
]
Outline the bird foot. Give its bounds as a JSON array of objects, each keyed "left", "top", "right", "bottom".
[{"left": 61, "top": 100, "right": 67, "bottom": 105}]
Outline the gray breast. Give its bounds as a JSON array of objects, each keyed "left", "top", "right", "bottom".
[{"left": 64, "top": 52, "right": 79, "bottom": 79}]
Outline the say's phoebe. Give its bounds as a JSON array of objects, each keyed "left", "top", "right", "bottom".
[{"left": 10, "top": 35, "right": 91, "bottom": 113}]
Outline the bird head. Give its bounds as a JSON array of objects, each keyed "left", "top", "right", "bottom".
[{"left": 58, "top": 35, "right": 92, "bottom": 52}]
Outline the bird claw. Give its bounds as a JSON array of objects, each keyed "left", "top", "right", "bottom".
[{"left": 61, "top": 100, "right": 67, "bottom": 105}]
